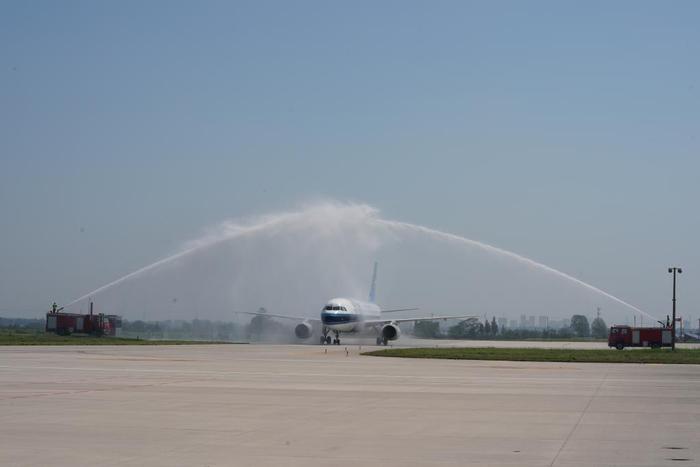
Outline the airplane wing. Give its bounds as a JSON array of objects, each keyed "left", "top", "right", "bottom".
[
  {"left": 380, "top": 307, "right": 420, "bottom": 313},
  {"left": 234, "top": 310, "right": 320, "bottom": 323},
  {"left": 363, "top": 315, "right": 479, "bottom": 326}
]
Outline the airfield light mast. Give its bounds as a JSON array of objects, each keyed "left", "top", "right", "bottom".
[{"left": 668, "top": 267, "right": 682, "bottom": 350}]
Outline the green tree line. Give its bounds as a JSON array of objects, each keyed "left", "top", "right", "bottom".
[{"left": 414, "top": 314, "right": 609, "bottom": 340}]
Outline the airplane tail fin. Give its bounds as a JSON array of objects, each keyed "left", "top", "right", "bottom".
[{"left": 369, "top": 261, "right": 378, "bottom": 303}]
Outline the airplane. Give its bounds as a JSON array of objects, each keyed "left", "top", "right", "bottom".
[{"left": 237, "top": 262, "right": 477, "bottom": 345}]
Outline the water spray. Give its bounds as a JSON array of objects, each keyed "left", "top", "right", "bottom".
[
  {"left": 64, "top": 209, "right": 305, "bottom": 308},
  {"left": 375, "top": 219, "right": 657, "bottom": 322},
  {"left": 63, "top": 201, "right": 654, "bottom": 322}
]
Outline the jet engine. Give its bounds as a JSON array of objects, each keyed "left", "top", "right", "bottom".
[
  {"left": 294, "top": 322, "right": 313, "bottom": 339},
  {"left": 381, "top": 323, "right": 401, "bottom": 341}
]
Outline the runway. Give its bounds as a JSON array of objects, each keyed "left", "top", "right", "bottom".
[{"left": 1, "top": 344, "right": 699, "bottom": 466}]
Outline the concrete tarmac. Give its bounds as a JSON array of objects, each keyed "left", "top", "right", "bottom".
[{"left": 1, "top": 344, "right": 699, "bottom": 466}]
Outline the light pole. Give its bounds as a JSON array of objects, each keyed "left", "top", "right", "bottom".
[{"left": 668, "top": 267, "right": 682, "bottom": 350}]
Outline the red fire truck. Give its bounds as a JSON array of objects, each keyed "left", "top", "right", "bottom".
[
  {"left": 608, "top": 325, "right": 672, "bottom": 350},
  {"left": 46, "top": 312, "right": 121, "bottom": 337}
]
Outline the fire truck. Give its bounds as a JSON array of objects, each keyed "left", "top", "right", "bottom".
[
  {"left": 45, "top": 302, "right": 122, "bottom": 337},
  {"left": 608, "top": 325, "right": 672, "bottom": 350},
  {"left": 46, "top": 311, "right": 122, "bottom": 336}
]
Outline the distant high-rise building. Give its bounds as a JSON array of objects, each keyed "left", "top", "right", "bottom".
[
  {"left": 520, "top": 314, "right": 527, "bottom": 328},
  {"left": 498, "top": 317, "right": 507, "bottom": 330},
  {"left": 528, "top": 316, "right": 536, "bottom": 329},
  {"left": 509, "top": 320, "right": 518, "bottom": 329},
  {"left": 538, "top": 316, "right": 549, "bottom": 329}
]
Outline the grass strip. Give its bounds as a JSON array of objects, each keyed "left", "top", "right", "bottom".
[
  {"left": 363, "top": 347, "right": 700, "bottom": 364},
  {"left": 0, "top": 332, "right": 239, "bottom": 346}
]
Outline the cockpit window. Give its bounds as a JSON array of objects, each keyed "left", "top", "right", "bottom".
[
  {"left": 332, "top": 306, "right": 340, "bottom": 311},
  {"left": 324, "top": 305, "right": 332, "bottom": 310}
]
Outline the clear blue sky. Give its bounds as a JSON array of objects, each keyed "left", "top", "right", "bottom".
[{"left": 1, "top": 1, "right": 698, "bottom": 320}]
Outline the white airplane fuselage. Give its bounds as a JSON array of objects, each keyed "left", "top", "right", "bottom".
[{"left": 320, "top": 297, "right": 380, "bottom": 333}]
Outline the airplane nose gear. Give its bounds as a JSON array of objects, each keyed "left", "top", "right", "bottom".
[
  {"left": 333, "top": 331, "right": 341, "bottom": 345},
  {"left": 320, "top": 327, "right": 332, "bottom": 345}
]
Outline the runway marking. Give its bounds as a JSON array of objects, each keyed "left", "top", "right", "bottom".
[{"left": 548, "top": 372, "right": 608, "bottom": 466}]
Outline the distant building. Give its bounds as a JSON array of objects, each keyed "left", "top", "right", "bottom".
[
  {"left": 527, "top": 316, "right": 536, "bottom": 329},
  {"left": 498, "top": 317, "right": 507, "bottom": 330},
  {"left": 520, "top": 314, "right": 527, "bottom": 328},
  {"left": 538, "top": 316, "right": 549, "bottom": 329},
  {"left": 509, "top": 320, "right": 518, "bottom": 329}
]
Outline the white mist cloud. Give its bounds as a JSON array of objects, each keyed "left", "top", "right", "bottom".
[{"left": 65, "top": 200, "right": 650, "bottom": 325}]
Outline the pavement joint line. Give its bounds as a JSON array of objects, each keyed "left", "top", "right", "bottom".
[
  {"left": 0, "top": 377, "right": 209, "bottom": 401},
  {"left": 2, "top": 365, "right": 697, "bottom": 386},
  {"left": 548, "top": 372, "right": 608, "bottom": 467},
  {"left": 0, "top": 369, "right": 628, "bottom": 386}
]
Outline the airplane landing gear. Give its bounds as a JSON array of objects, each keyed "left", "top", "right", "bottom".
[
  {"left": 321, "top": 327, "right": 332, "bottom": 345},
  {"left": 320, "top": 329, "right": 341, "bottom": 345},
  {"left": 376, "top": 337, "right": 388, "bottom": 346}
]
